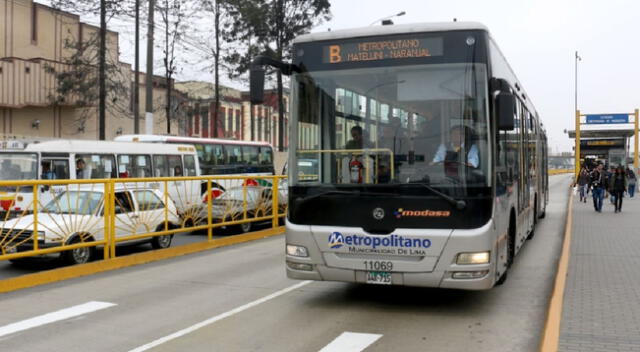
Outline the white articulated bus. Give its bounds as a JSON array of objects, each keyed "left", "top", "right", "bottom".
[
  {"left": 0, "top": 139, "right": 200, "bottom": 221},
  {"left": 250, "top": 21, "right": 548, "bottom": 290}
]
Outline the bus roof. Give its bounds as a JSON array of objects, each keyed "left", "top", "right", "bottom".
[
  {"left": 22, "top": 139, "right": 196, "bottom": 154},
  {"left": 294, "top": 21, "right": 489, "bottom": 44},
  {"left": 116, "top": 135, "right": 274, "bottom": 148}
]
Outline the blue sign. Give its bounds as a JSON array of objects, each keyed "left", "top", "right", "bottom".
[{"left": 585, "top": 114, "right": 629, "bottom": 124}]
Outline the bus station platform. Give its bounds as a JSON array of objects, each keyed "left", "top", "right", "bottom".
[{"left": 558, "top": 191, "right": 640, "bottom": 351}]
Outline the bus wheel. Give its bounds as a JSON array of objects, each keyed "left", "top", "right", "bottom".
[
  {"left": 61, "top": 235, "right": 95, "bottom": 265},
  {"left": 527, "top": 200, "right": 537, "bottom": 240},
  {"left": 507, "top": 215, "right": 516, "bottom": 268}
]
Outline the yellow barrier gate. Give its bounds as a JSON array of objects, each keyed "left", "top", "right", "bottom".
[{"left": 0, "top": 175, "right": 287, "bottom": 265}]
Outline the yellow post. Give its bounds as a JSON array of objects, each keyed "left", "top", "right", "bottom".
[
  {"left": 163, "top": 180, "right": 169, "bottom": 232},
  {"left": 103, "top": 181, "right": 111, "bottom": 260},
  {"left": 272, "top": 176, "right": 279, "bottom": 229},
  {"left": 32, "top": 185, "right": 38, "bottom": 251},
  {"left": 207, "top": 179, "right": 213, "bottom": 242},
  {"left": 635, "top": 108, "right": 639, "bottom": 170},
  {"left": 575, "top": 110, "right": 581, "bottom": 179},
  {"left": 110, "top": 181, "right": 116, "bottom": 259}
]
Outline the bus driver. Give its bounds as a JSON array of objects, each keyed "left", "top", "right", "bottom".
[{"left": 431, "top": 125, "right": 479, "bottom": 168}]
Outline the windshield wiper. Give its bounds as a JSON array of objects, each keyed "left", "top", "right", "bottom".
[{"left": 404, "top": 183, "right": 467, "bottom": 210}]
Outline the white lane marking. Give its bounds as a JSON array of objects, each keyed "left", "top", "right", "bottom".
[
  {"left": 0, "top": 301, "right": 116, "bottom": 338},
  {"left": 319, "top": 332, "right": 383, "bottom": 352},
  {"left": 128, "top": 281, "right": 311, "bottom": 352}
]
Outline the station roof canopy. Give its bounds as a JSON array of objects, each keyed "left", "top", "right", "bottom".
[{"left": 567, "top": 129, "right": 635, "bottom": 139}]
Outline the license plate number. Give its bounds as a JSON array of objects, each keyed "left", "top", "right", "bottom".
[{"left": 366, "top": 271, "right": 392, "bottom": 285}]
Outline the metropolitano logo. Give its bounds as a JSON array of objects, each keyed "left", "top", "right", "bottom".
[{"left": 328, "top": 232, "right": 345, "bottom": 249}]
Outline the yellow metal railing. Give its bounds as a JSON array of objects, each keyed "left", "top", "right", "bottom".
[
  {"left": 549, "top": 169, "right": 573, "bottom": 176},
  {"left": 0, "top": 175, "right": 287, "bottom": 263}
]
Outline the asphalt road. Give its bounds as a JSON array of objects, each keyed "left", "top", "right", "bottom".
[
  {"left": 0, "top": 224, "right": 270, "bottom": 280},
  {"left": 0, "top": 174, "right": 572, "bottom": 352}
]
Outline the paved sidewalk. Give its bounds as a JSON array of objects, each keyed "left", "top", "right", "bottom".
[{"left": 559, "top": 191, "right": 640, "bottom": 352}]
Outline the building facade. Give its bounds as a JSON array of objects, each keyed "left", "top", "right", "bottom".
[
  {"left": 175, "top": 82, "right": 289, "bottom": 152},
  {"left": 0, "top": 0, "right": 179, "bottom": 141}
]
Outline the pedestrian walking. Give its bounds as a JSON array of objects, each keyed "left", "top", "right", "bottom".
[
  {"left": 607, "top": 166, "right": 616, "bottom": 204},
  {"left": 577, "top": 166, "right": 590, "bottom": 203},
  {"left": 609, "top": 166, "right": 628, "bottom": 213},
  {"left": 626, "top": 167, "right": 636, "bottom": 198},
  {"left": 590, "top": 163, "right": 607, "bottom": 213}
]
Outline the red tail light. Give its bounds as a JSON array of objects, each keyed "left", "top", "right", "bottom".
[
  {"left": 202, "top": 189, "right": 223, "bottom": 203},
  {"left": 0, "top": 199, "right": 14, "bottom": 211},
  {"left": 243, "top": 179, "right": 259, "bottom": 187}
]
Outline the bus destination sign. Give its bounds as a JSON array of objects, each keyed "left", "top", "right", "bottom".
[{"left": 323, "top": 37, "right": 443, "bottom": 64}]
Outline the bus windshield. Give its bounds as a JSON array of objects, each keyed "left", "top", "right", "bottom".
[{"left": 291, "top": 63, "right": 490, "bottom": 192}]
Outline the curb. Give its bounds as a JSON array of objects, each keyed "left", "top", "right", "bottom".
[
  {"left": 539, "top": 183, "right": 574, "bottom": 351},
  {"left": 0, "top": 227, "right": 285, "bottom": 294}
]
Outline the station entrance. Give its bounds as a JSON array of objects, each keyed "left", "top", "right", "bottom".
[{"left": 567, "top": 110, "right": 639, "bottom": 177}]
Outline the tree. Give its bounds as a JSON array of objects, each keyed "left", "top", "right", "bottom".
[
  {"left": 44, "top": 28, "right": 132, "bottom": 136},
  {"left": 157, "top": 0, "right": 189, "bottom": 135},
  {"left": 50, "top": 0, "right": 133, "bottom": 139},
  {"left": 224, "top": 0, "right": 331, "bottom": 151},
  {"left": 202, "top": 0, "right": 229, "bottom": 138}
]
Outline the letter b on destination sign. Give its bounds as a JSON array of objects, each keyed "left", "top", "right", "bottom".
[{"left": 329, "top": 45, "right": 342, "bottom": 63}]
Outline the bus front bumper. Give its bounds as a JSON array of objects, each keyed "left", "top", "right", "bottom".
[{"left": 285, "top": 220, "right": 498, "bottom": 291}]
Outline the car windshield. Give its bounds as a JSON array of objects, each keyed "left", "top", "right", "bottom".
[
  {"left": 0, "top": 153, "right": 38, "bottom": 191},
  {"left": 42, "top": 191, "right": 104, "bottom": 215},
  {"left": 290, "top": 63, "right": 490, "bottom": 192}
]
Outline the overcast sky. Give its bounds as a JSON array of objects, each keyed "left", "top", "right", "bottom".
[{"left": 45, "top": 0, "right": 640, "bottom": 153}]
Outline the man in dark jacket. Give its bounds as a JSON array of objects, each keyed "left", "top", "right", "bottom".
[{"left": 590, "top": 163, "right": 607, "bottom": 213}]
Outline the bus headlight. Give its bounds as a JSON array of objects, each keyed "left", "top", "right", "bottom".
[
  {"left": 456, "top": 251, "right": 490, "bottom": 265},
  {"left": 286, "top": 244, "right": 308, "bottom": 257}
]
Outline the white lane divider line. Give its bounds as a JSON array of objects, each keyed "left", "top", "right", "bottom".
[
  {"left": 128, "top": 280, "right": 311, "bottom": 352},
  {"left": 319, "top": 332, "right": 383, "bottom": 352},
  {"left": 0, "top": 301, "right": 117, "bottom": 338}
]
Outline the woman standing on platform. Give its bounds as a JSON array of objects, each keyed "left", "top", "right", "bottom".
[
  {"left": 626, "top": 167, "right": 636, "bottom": 198},
  {"left": 578, "top": 166, "right": 590, "bottom": 203},
  {"left": 609, "top": 166, "right": 628, "bottom": 213}
]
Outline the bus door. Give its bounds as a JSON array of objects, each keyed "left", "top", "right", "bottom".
[{"left": 40, "top": 154, "right": 71, "bottom": 208}]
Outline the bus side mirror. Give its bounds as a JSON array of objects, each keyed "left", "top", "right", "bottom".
[
  {"left": 250, "top": 65, "right": 265, "bottom": 105},
  {"left": 497, "top": 92, "right": 515, "bottom": 131}
]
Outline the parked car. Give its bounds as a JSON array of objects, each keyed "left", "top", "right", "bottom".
[
  {"left": 0, "top": 186, "right": 180, "bottom": 265},
  {"left": 210, "top": 186, "right": 287, "bottom": 234}
]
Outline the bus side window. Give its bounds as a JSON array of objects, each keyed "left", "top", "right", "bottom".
[
  {"left": 134, "top": 155, "right": 152, "bottom": 178},
  {"left": 259, "top": 147, "right": 273, "bottom": 166},
  {"left": 153, "top": 155, "right": 169, "bottom": 177},
  {"left": 167, "top": 155, "right": 182, "bottom": 176},
  {"left": 242, "top": 146, "right": 259, "bottom": 166},
  {"left": 77, "top": 154, "right": 114, "bottom": 179},
  {"left": 214, "top": 144, "right": 226, "bottom": 165},
  {"left": 183, "top": 155, "right": 197, "bottom": 176},
  {"left": 227, "top": 145, "right": 241, "bottom": 164},
  {"left": 53, "top": 160, "right": 69, "bottom": 179}
]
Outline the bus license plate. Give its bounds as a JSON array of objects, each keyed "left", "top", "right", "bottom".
[{"left": 366, "top": 271, "right": 392, "bottom": 285}]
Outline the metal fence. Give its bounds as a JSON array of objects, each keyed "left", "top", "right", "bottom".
[{"left": 0, "top": 175, "right": 286, "bottom": 264}]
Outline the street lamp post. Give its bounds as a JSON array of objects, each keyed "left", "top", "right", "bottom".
[
  {"left": 369, "top": 11, "right": 406, "bottom": 26},
  {"left": 575, "top": 51, "right": 581, "bottom": 114},
  {"left": 574, "top": 51, "right": 582, "bottom": 178}
]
